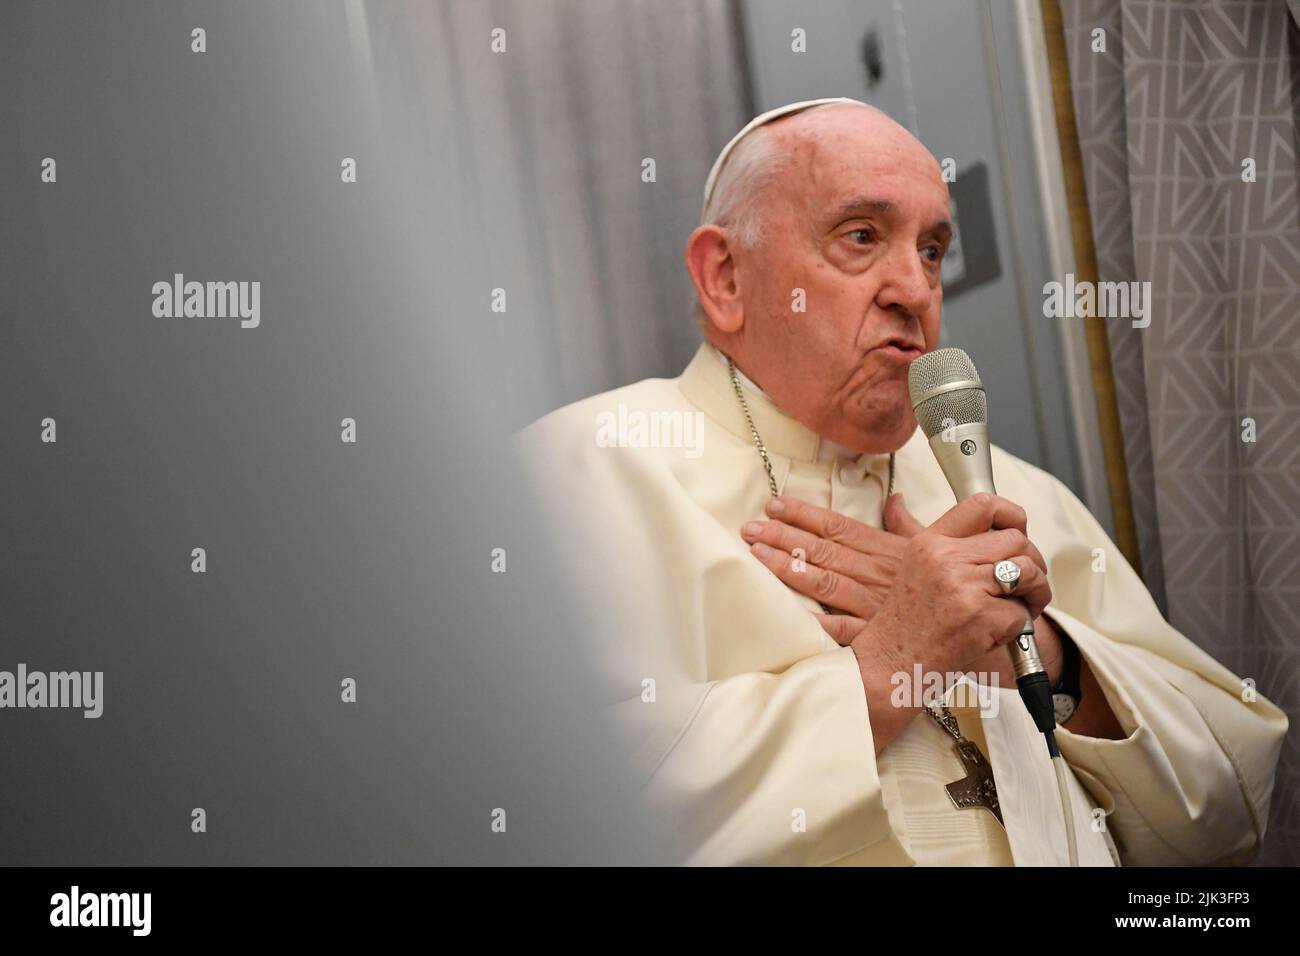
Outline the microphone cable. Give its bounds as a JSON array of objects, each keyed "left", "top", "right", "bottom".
[
  {"left": 1048, "top": 732, "right": 1079, "bottom": 866},
  {"left": 1010, "top": 611, "right": 1079, "bottom": 867}
]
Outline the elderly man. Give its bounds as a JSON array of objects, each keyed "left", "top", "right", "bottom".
[{"left": 513, "top": 98, "right": 1286, "bottom": 866}]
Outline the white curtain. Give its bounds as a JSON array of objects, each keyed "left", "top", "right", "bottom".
[{"left": 352, "top": 0, "right": 752, "bottom": 426}]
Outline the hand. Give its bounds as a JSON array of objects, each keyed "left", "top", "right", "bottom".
[
  {"left": 741, "top": 493, "right": 1048, "bottom": 634},
  {"left": 870, "top": 494, "right": 1052, "bottom": 750},
  {"left": 740, "top": 493, "right": 927, "bottom": 622},
  {"left": 742, "top": 492, "right": 1054, "bottom": 755},
  {"left": 833, "top": 492, "right": 1052, "bottom": 652}
]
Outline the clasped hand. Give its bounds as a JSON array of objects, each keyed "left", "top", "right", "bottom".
[{"left": 740, "top": 492, "right": 1052, "bottom": 683}]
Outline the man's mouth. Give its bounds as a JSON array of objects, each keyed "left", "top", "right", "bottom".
[{"left": 874, "top": 339, "right": 924, "bottom": 361}]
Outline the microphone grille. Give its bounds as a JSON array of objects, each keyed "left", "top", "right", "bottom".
[{"left": 908, "top": 347, "right": 988, "bottom": 438}]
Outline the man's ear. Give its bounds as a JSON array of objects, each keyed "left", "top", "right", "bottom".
[{"left": 685, "top": 225, "right": 744, "bottom": 333}]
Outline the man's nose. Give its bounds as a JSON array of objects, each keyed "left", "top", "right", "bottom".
[{"left": 876, "top": 244, "right": 932, "bottom": 317}]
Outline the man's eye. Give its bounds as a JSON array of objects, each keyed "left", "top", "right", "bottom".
[
  {"left": 847, "top": 228, "right": 875, "bottom": 245},
  {"left": 922, "top": 245, "right": 944, "bottom": 263}
]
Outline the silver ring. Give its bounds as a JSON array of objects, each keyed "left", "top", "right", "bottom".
[{"left": 993, "top": 559, "right": 1021, "bottom": 595}]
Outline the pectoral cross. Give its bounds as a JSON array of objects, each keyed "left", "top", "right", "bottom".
[{"left": 944, "top": 739, "right": 1005, "bottom": 828}]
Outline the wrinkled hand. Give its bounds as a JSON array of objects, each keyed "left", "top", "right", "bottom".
[
  {"left": 742, "top": 491, "right": 1055, "bottom": 754},
  {"left": 741, "top": 493, "right": 925, "bottom": 623},
  {"left": 741, "top": 492, "right": 1050, "bottom": 666}
]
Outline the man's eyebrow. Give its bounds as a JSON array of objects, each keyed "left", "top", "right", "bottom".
[
  {"left": 825, "top": 196, "right": 954, "bottom": 237},
  {"left": 828, "top": 197, "right": 895, "bottom": 221},
  {"left": 927, "top": 218, "right": 954, "bottom": 239}
]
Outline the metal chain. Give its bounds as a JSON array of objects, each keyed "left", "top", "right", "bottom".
[
  {"left": 726, "top": 356, "right": 780, "bottom": 497},
  {"left": 927, "top": 701, "right": 963, "bottom": 740}
]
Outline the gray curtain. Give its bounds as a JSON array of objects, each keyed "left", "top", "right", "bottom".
[
  {"left": 1062, "top": 0, "right": 1300, "bottom": 865},
  {"left": 358, "top": 0, "right": 751, "bottom": 428}
]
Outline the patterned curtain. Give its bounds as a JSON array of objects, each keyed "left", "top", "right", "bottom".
[{"left": 1060, "top": 0, "right": 1300, "bottom": 864}]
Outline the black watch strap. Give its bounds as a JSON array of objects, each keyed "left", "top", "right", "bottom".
[
  {"left": 1056, "top": 632, "right": 1081, "bottom": 692},
  {"left": 1052, "top": 627, "right": 1083, "bottom": 722}
]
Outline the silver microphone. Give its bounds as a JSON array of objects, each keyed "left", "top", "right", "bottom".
[{"left": 908, "top": 348, "right": 1056, "bottom": 734}]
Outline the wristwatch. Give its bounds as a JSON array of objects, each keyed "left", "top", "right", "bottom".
[{"left": 1052, "top": 629, "right": 1083, "bottom": 724}]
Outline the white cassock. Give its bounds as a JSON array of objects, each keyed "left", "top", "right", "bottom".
[{"left": 512, "top": 342, "right": 1288, "bottom": 866}]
